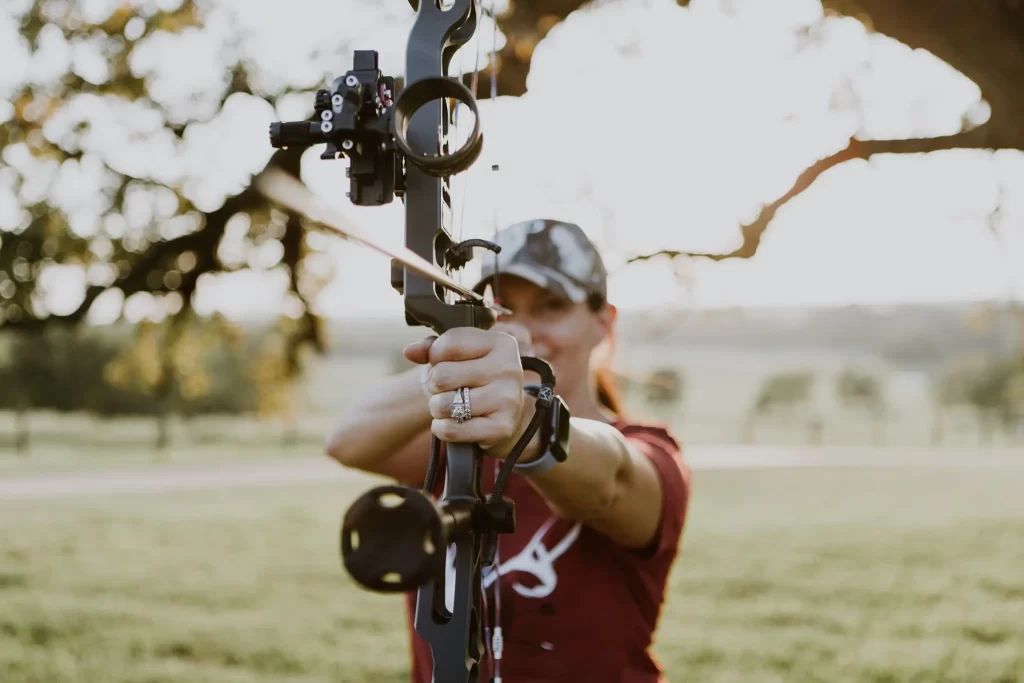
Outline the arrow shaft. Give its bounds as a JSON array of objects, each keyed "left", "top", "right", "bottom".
[{"left": 256, "top": 169, "right": 509, "bottom": 316}]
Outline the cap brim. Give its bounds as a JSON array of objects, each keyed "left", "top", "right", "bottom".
[{"left": 472, "top": 263, "right": 588, "bottom": 303}]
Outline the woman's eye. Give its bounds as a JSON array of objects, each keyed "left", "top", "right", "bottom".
[{"left": 538, "top": 299, "right": 568, "bottom": 313}]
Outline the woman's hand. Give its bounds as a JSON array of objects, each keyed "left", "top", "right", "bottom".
[
  {"left": 403, "top": 326, "right": 530, "bottom": 459},
  {"left": 490, "top": 322, "right": 533, "bottom": 356}
]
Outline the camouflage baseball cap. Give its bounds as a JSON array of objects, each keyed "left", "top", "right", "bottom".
[{"left": 472, "top": 219, "right": 608, "bottom": 304}]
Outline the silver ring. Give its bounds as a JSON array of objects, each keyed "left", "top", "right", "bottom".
[{"left": 451, "top": 387, "right": 472, "bottom": 424}]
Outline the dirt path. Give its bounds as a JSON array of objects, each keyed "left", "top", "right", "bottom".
[{"left": 1, "top": 445, "right": 1021, "bottom": 501}]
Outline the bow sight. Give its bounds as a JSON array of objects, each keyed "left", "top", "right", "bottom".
[
  {"left": 269, "top": 49, "right": 482, "bottom": 206},
  {"left": 267, "top": 2, "right": 560, "bottom": 681}
]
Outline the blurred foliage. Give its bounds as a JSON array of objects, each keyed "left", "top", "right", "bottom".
[
  {"left": 935, "top": 354, "right": 1024, "bottom": 439},
  {"left": 746, "top": 371, "right": 822, "bottom": 445},
  {"left": 2, "top": 0, "right": 1023, "bottom": 445},
  {"left": 0, "top": 315, "right": 255, "bottom": 416},
  {"left": 0, "top": 0, "right": 333, "bottom": 427},
  {"left": 645, "top": 367, "right": 685, "bottom": 405},
  {"left": 2, "top": 0, "right": 208, "bottom": 331},
  {"left": 835, "top": 368, "right": 886, "bottom": 414},
  {"left": 753, "top": 371, "right": 816, "bottom": 416},
  {"left": 248, "top": 316, "right": 320, "bottom": 427},
  {"left": 835, "top": 367, "right": 886, "bottom": 444}
]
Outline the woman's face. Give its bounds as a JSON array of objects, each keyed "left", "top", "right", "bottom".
[{"left": 492, "top": 276, "right": 614, "bottom": 396}]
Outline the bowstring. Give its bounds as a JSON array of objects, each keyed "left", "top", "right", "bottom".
[
  {"left": 450, "top": 3, "right": 486, "bottom": 296},
  {"left": 488, "top": 0, "right": 502, "bottom": 309},
  {"left": 482, "top": 4, "right": 506, "bottom": 682}
]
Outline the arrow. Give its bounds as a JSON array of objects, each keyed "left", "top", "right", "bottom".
[{"left": 255, "top": 168, "right": 510, "bottom": 316}]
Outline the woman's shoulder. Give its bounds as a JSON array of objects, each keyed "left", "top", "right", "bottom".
[{"left": 611, "top": 417, "right": 682, "bottom": 453}]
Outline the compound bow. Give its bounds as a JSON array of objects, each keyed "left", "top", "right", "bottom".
[{"left": 258, "top": 1, "right": 559, "bottom": 681}]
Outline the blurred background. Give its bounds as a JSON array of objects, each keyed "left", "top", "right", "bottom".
[{"left": 1, "top": 1, "right": 1022, "bottom": 682}]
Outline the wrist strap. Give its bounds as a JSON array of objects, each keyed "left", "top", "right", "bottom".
[{"left": 512, "top": 448, "right": 560, "bottom": 475}]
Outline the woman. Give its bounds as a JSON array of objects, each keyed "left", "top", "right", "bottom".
[{"left": 327, "top": 219, "right": 692, "bottom": 683}]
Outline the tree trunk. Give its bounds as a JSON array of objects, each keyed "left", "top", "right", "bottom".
[
  {"left": 931, "top": 407, "right": 944, "bottom": 447},
  {"left": 156, "top": 408, "right": 170, "bottom": 453},
  {"left": 282, "top": 414, "right": 299, "bottom": 447},
  {"left": 14, "top": 394, "right": 30, "bottom": 456},
  {"left": 871, "top": 413, "right": 884, "bottom": 447},
  {"left": 807, "top": 415, "right": 824, "bottom": 446},
  {"left": 155, "top": 378, "right": 176, "bottom": 457},
  {"left": 741, "top": 411, "right": 756, "bottom": 444},
  {"left": 978, "top": 410, "right": 995, "bottom": 445}
]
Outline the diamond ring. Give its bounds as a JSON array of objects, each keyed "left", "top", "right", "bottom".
[{"left": 450, "top": 387, "right": 472, "bottom": 423}]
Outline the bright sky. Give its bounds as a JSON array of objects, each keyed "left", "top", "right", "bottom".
[{"left": 1, "top": 0, "right": 1022, "bottom": 324}]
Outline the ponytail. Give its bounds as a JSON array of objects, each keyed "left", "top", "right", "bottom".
[
  {"left": 595, "top": 364, "right": 626, "bottom": 417},
  {"left": 587, "top": 294, "right": 626, "bottom": 418}
]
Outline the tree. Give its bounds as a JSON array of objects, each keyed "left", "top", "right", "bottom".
[
  {"left": 247, "top": 317, "right": 320, "bottom": 445},
  {"left": 9, "top": 0, "right": 1020, "bottom": 312},
  {"left": 4, "top": 0, "right": 1022, "bottom": 425},
  {"left": 1, "top": 1, "right": 330, "bottom": 434},
  {"left": 0, "top": 314, "right": 254, "bottom": 453},
  {"left": 835, "top": 367, "right": 886, "bottom": 445},
  {"left": 645, "top": 368, "right": 685, "bottom": 406},
  {"left": 448, "top": 0, "right": 1024, "bottom": 265},
  {"left": 450, "top": 0, "right": 1024, "bottom": 266},
  {"left": 0, "top": 328, "right": 51, "bottom": 454},
  {"left": 935, "top": 356, "right": 1022, "bottom": 445},
  {"left": 747, "top": 371, "right": 821, "bottom": 444},
  {"left": 103, "top": 313, "right": 245, "bottom": 451}
]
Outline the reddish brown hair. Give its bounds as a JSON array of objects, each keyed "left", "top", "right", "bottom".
[{"left": 587, "top": 294, "right": 626, "bottom": 417}]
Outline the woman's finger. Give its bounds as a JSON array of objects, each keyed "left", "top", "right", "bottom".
[
  {"left": 403, "top": 336, "right": 436, "bottom": 364},
  {"left": 427, "top": 384, "right": 515, "bottom": 420},
  {"left": 428, "top": 327, "right": 515, "bottom": 364},
  {"left": 491, "top": 322, "right": 533, "bottom": 355},
  {"left": 430, "top": 415, "right": 519, "bottom": 452},
  {"left": 423, "top": 356, "right": 518, "bottom": 395}
]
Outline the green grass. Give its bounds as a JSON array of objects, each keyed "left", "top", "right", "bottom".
[
  {"left": 0, "top": 411, "right": 331, "bottom": 474},
  {"left": 2, "top": 466, "right": 1024, "bottom": 682}
]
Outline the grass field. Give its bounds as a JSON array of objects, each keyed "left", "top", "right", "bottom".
[
  {"left": 2, "top": 465, "right": 1023, "bottom": 682},
  {"left": 0, "top": 411, "right": 336, "bottom": 474}
]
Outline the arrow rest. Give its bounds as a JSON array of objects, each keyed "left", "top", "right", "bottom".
[{"left": 267, "top": 1, "right": 561, "bottom": 681}]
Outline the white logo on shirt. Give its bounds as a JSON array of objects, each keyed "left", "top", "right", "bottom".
[{"left": 444, "top": 517, "right": 582, "bottom": 609}]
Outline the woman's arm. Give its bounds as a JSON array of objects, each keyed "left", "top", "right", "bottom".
[
  {"left": 325, "top": 365, "right": 434, "bottom": 486},
  {"left": 515, "top": 418, "right": 666, "bottom": 551},
  {"left": 407, "top": 326, "right": 672, "bottom": 552},
  {"left": 333, "top": 326, "right": 678, "bottom": 554},
  {"left": 325, "top": 321, "right": 532, "bottom": 485}
]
